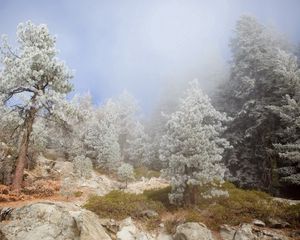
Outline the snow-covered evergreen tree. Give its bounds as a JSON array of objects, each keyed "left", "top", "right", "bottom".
[
  {"left": 160, "top": 79, "right": 230, "bottom": 206},
  {"left": 117, "top": 163, "right": 134, "bottom": 187},
  {"left": 0, "top": 21, "right": 73, "bottom": 191},
  {"left": 126, "top": 121, "right": 150, "bottom": 167},
  {"left": 94, "top": 120, "right": 121, "bottom": 171},
  {"left": 217, "top": 15, "right": 300, "bottom": 194},
  {"left": 268, "top": 94, "right": 300, "bottom": 196}
]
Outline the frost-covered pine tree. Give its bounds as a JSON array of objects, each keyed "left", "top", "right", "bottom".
[
  {"left": 160, "top": 79, "right": 230, "bottom": 206},
  {"left": 126, "top": 121, "right": 150, "bottom": 167},
  {"left": 268, "top": 94, "right": 300, "bottom": 195},
  {"left": 117, "top": 163, "right": 134, "bottom": 187},
  {"left": 93, "top": 120, "right": 121, "bottom": 171},
  {"left": 217, "top": 15, "right": 299, "bottom": 192},
  {"left": 0, "top": 21, "right": 73, "bottom": 191},
  {"left": 94, "top": 91, "right": 140, "bottom": 167},
  {"left": 65, "top": 93, "right": 96, "bottom": 157}
]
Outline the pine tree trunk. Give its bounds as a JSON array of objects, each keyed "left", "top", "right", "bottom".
[
  {"left": 11, "top": 108, "right": 36, "bottom": 192},
  {"left": 183, "top": 184, "right": 197, "bottom": 207}
]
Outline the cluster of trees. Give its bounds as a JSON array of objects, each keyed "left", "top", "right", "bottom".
[
  {"left": 0, "top": 15, "right": 299, "bottom": 204},
  {"left": 0, "top": 21, "right": 149, "bottom": 191},
  {"left": 216, "top": 16, "right": 300, "bottom": 197}
]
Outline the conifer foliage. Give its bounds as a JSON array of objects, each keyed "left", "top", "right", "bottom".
[
  {"left": 0, "top": 21, "right": 73, "bottom": 191},
  {"left": 160, "top": 80, "right": 230, "bottom": 206}
]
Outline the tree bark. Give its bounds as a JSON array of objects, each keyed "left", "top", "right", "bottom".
[
  {"left": 183, "top": 184, "right": 197, "bottom": 207},
  {"left": 11, "top": 108, "right": 36, "bottom": 192}
]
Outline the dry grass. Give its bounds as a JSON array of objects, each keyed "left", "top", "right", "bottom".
[
  {"left": 22, "top": 180, "right": 60, "bottom": 197},
  {"left": 0, "top": 180, "right": 61, "bottom": 203}
]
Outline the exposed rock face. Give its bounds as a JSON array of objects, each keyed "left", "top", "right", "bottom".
[
  {"left": 116, "top": 217, "right": 154, "bottom": 240},
  {"left": 53, "top": 160, "right": 74, "bottom": 177},
  {"left": 157, "top": 232, "right": 173, "bottom": 240},
  {"left": 31, "top": 154, "right": 68, "bottom": 179},
  {"left": 32, "top": 154, "right": 120, "bottom": 197},
  {"left": 234, "top": 224, "right": 255, "bottom": 240},
  {"left": 252, "top": 219, "right": 266, "bottom": 227},
  {"left": 0, "top": 205, "right": 293, "bottom": 240},
  {"left": 266, "top": 218, "right": 291, "bottom": 229},
  {"left": 220, "top": 224, "right": 236, "bottom": 240},
  {"left": 75, "top": 173, "right": 119, "bottom": 196},
  {"left": 174, "top": 222, "right": 214, "bottom": 240},
  {"left": 220, "top": 223, "right": 290, "bottom": 240},
  {"left": 0, "top": 202, "right": 111, "bottom": 240},
  {"left": 98, "top": 218, "right": 119, "bottom": 235}
]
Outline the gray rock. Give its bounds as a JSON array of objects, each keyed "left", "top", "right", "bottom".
[
  {"left": 140, "top": 210, "right": 159, "bottom": 218},
  {"left": 232, "top": 223, "right": 289, "bottom": 240},
  {"left": 234, "top": 224, "right": 255, "bottom": 240},
  {"left": 174, "top": 222, "right": 214, "bottom": 240},
  {"left": 120, "top": 217, "right": 134, "bottom": 228},
  {"left": 157, "top": 232, "right": 173, "bottom": 240},
  {"left": 99, "top": 218, "right": 119, "bottom": 234},
  {"left": 0, "top": 202, "right": 111, "bottom": 240},
  {"left": 159, "top": 223, "right": 165, "bottom": 228},
  {"left": 259, "top": 229, "right": 288, "bottom": 240},
  {"left": 117, "top": 224, "right": 136, "bottom": 240},
  {"left": 267, "top": 218, "right": 290, "bottom": 229},
  {"left": 220, "top": 224, "right": 236, "bottom": 240},
  {"left": 71, "top": 209, "right": 112, "bottom": 240},
  {"left": 252, "top": 219, "right": 266, "bottom": 227},
  {"left": 53, "top": 160, "right": 74, "bottom": 177},
  {"left": 116, "top": 217, "right": 154, "bottom": 240}
]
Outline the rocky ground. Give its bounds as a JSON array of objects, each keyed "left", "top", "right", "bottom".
[
  {"left": 1, "top": 201, "right": 297, "bottom": 240},
  {"left": 0, "top": 152, "right": 299, "bottom": 240}
]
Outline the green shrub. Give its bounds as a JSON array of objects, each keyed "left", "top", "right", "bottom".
[
  {"left": 195, "top": 182, "right": 300, "bottom": 229},
  {"left": 84, "top": 183, "right": 299, "bottom": 231},
  {"left": 144, "top": 182, "right": 300, "bottom": 230},
  {"left": 84, "top": 190, "right": 165, "bottom": 220},
  {"left": 143, "top": 186, "right": 172, "bottom": 209},
  {"left": 184, "top": 209, "right": 205, "bottom": 223}
]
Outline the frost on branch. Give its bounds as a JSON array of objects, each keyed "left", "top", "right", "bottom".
[{"left": 160, "top": 79, "right": 230, "bottom": 206}]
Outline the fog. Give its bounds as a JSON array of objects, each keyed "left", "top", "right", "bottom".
[{"left": 1, "top": 0, "right": 300, "bottom": 112}]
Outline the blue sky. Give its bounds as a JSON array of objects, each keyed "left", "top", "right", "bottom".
[{"left": 1, "top": 0, "right": 300, "bottom": 111}]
